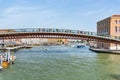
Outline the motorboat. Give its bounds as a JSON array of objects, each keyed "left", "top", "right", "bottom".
[
  {"left": 71, "top": 43, "right": 86, "bottom": 48},
  {"left": 76, "top": 43, "right": 85, "bottom": 48},
  {"left": 77, "top": 45, "right": 85, "bottom": 48}
]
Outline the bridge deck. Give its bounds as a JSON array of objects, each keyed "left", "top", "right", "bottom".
[{"left": 0, "top": 28, "right": 120, "bottom": 44}]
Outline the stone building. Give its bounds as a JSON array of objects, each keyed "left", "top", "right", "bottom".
[{"left": 97, "top": 15, "right": 120, "bottom": 49}]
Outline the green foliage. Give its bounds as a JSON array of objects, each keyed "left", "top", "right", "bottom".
[{"left": 57, "top": 39, "right": 63, "bottom": 42}]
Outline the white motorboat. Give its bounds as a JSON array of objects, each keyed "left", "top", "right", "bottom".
[{"left": 71, "top": 43, "right": 86, "bottom": 48}]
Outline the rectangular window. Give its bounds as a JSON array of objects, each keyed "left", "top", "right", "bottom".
[
  {"left": 115, "top": 20, "right": 117, "bottom": 24},
  {"left": 107, "top": 27, "right": 108, "bottom": 32},
  {"left": 119, "top": 27, "right": 120, "bottom": 32},
  {"left": 115, "top": 26, "right": 117, "bottom": 32},
  {"left": 115, "top": 36, "right": 117, "bottom": 39}
]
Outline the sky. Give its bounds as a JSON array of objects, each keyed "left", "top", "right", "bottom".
[{"left": 0, "top": 0, "right": 120, "bottom": 32}]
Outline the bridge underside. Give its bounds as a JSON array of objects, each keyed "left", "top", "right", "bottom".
[{"left": 0, "top": 32, "right": 120, "bottom": 44}]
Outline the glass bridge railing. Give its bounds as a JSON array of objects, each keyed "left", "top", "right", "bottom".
[
  {"left": 0, "top": 28, "right": 119, "bottom": 41},
  {"left": 14, "top": 28, "right": 97, "bottom": 36}
]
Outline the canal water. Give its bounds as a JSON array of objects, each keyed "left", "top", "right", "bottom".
[{"left": 0, "top": 46, "right": 120, "bottom": 80}]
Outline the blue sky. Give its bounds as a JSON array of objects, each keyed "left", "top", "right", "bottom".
[{"left": 0, "top": 0, "right": 120, "bottom": 32}]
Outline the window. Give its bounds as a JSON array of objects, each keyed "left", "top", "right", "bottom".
[
  {"left": 104, "top": 29, "right": 106, "bottom": 33},
  {"left": 115, "top": 20, "right": 117, "bottom": 24},
  {"left": 104, "top": 23, "right": 105, "bottom": 26},
  {"left": 99, "top": 30, "right": 100, "bottom": 33},
  {"left": 115, "top": 36, "right": 117, "bottom": 39},
  {"left": 106, "top": 27, "right": 108, "bottom": 32},
  {"left": 98, "top": 23, "right": 100, "bottom": 26},
  {"left": 119, "top": 27, "right": 120, "bottom": 32},
  {"left": 115, "top": 26, "right": 117, "bottom": 32}
]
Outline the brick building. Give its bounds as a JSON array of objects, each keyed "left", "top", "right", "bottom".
[{"left": 97, "top": 15, "right": 120, "bottom": 49}]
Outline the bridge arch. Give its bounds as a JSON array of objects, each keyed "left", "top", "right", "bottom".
[{"left": 0, "top": 28, "right": 120, "bottom": 44}]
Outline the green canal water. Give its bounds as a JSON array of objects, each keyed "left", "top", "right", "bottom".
[{"left": 0, "top": 46, "right": 120, "bottom": 80}]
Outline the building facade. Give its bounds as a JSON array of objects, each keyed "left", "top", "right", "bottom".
[
  {"left": 97, "top": 15, "right": 120, "bottom": 49},
  {"left": 48, "top": 39, "right": 68, "bottom": 45}
]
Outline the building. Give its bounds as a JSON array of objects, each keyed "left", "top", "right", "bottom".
[
  {"left": 0, "top": 29, "right": 16, "bottom": 33},
  {"left": 97, "top": 15, "right": 120, "bottom": 49},
  {"left": 48, "top": 39, "right": 68, "bottom": 45}
]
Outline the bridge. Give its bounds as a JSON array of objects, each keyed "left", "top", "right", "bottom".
[{"left": 0, "top": 28, "right": 120, "bottom": 44}]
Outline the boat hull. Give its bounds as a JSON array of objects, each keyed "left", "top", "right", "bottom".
[{"left": 77, "top": 45, "right": 85, "bottom": 48}]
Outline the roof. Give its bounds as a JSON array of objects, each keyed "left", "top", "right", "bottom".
[
  {"left": 97, "top": 14, "right": 120, "bottom": 23},
  {"left": 111, "top": 14, "right": 120, "bottom": 17}
]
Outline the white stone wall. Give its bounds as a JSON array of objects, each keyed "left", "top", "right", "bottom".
[
  {"left": 109, "top": 45, "right": 120, "bottom": 50},
  {"left": 21, "top": 38, "right": 48, "bottom": 44}
]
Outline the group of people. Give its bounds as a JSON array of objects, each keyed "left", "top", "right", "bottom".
[
  {"left": 0, "top": 52, "right": 16, "bottom": 67},
  {"left": 0, "top": 53, "right": 7, "bottom": 62}
]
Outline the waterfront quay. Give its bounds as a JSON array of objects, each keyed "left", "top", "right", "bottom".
[{"left": 0, "top": 46, "right": 23, "bottom": 50}]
